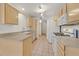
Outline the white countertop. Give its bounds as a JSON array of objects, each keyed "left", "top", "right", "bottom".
[{"left": 0, "top": 32, "right": 32, "bottom": 41}]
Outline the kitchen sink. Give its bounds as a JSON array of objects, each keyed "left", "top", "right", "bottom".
[{"left": 54, "top": 32, "right": 70, "bottom": 36}]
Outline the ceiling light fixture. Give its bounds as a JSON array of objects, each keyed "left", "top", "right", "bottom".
[
  {"left": 41, "top": 13, "right": 43, "bottom": 16},
  {"left": 70, "top": 9, "right": 79, "bottom": 13},
  {"left": 37, "top": 5, "right": 45, "bottom": 13},
  {"left": 39, "top": 20, "right": 42, "bottom": 23},
  {"left": 69, "top": 13, "right": 75, "bottom": 16},
  {"left": 39, "top": 5, "right": 42, "bottom": 9},
  {"left": 22, "top": 8, "right": 24, "bottom": 11}
]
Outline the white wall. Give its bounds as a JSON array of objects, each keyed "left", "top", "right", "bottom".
[
  {"left": 41, "top": 20, "right": 47, "bottom": 34},
  {"left": 62, "top": 25, "right": 79, "bottom": 32},
  {"left": 37, "top": 20, "right": 41, "bottom": 38},
  {"left": 47, "top": 18, "right": 57, "bottom": 43},
  {"left": 57, "top": 13, "right": 68, "bottom": 26},
  {"left": 0, "top": 13, "right": 27, "bottom": 34}
]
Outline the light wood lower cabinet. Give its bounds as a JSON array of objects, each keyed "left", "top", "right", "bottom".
[
  {"left": 53, "top": 37, "right": 64, "bottom": 56},
  {"left": 0, "top": 35, "right": 32, "bottom": 56},
  {"left": 56, "top": 39, "right": 64, "bottom": 56},
  {"left": 54, "top": 36, "right": 79, "bottom": 56},
  {"left": 23, "top": 36, "right": 32, "bottom": 56},
  {"left": 65, "top": 46, "right": 79, "bottom": 56}
]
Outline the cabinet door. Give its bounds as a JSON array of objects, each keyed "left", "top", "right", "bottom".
[
  {"left": 5, "top": 4, "right": 18, "bottom": 24},
  {"left": 57, "top": 39, "right": 64, "bottom": 56},
  {"left": 23, "top": 36, "right": 32, "bottom": 56},
  {"left": 65, "top": 46, "right": 79, "bottom": 56},
  {"left": 0, "top": 3, "right": 5, "bottom": 24},
  {"left": 32, "top": 19, "right": 37, "bottom": 31},
  {"left": 29, "top": 16, "right": 33, "bottom": 27},
  {"left": 59, "top": 4, "right": 67, "bottom": 17},
  {"left": 67, "top": 3, "right": 79, "bottom": 22},
  {"left": 0, "top": 39, "right": 18, "bottom": 56}
]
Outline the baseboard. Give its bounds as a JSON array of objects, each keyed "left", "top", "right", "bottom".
[
  {"left": 42, "top": 33, "right": 46, "bottom": 35},
  {"left": 32, "top": 37, "right": 37, "bottom": 43},
  {"left": 47, "top": 39, "right": 52, "bottom": 44}
]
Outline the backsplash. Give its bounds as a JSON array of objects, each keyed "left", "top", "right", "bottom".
[
  {"left": 61, "top": 25, "right": 79, "bottom": 37},
  {"left": 62, "top": 25, "right": 79, "bottom": 33},
  {"left": 0, "top": 13, "right": 27, "bottom": 34}
]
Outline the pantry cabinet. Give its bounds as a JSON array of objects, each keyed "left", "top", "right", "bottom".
[
  {"left": 27, "top": 16, "right": 37, "bottom": 31},
  {"left": 26, "top": 16, "right": 37, "bottom": 41},
  {"left": 26, "top": 16, "right": 33, "bottom": 27},
  {"left": 0, "top": 3, "right": 18, "bottom": 24},
  {"left": 67, "top": 3, "right": 79, "bottom": 23}
]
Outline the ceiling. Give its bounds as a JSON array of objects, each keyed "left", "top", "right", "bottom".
[{"left": 10, "top": 3, "right": 65, "bottom": 18}]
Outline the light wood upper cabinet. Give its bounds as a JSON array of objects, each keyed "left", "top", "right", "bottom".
[
  {"left": 0, "top": 3, "right": 18, "bottom": 24},
  {"left": 0, "top": 3, "right": 5, "bottom": 24},
  {"left": 58, "top": 4, "right": 67, "bottom": 17},
  {"left": 61, "top": 4, "right": 67, "bottom": 16},
  {"left": 67, "top": 3, "right": 79, "bottom": 22},
  {"left": 5, "top": 4, "right": 18, "bottom": 24}
]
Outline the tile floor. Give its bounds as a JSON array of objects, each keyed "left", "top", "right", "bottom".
[{"left": 32, "top": 35, "right": 54, "bottom": 56}]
